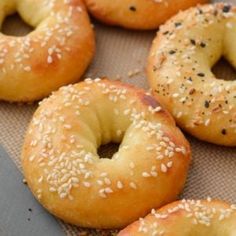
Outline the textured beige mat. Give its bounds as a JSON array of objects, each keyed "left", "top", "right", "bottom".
[{"left": 0, "top": 0, "right": 235, "bottom": 235}]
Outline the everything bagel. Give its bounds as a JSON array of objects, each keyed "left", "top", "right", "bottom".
[
  {"left": 22, "top": 79, "right": 191, "bottom": 229},
  {"left": 0, "top": 0, "right": 95, "bottom": 102},
  {"left": 84, "top": 0, "right": 209, "bottom": 30},
  {"left": 148, "top": 3, "right": 236, "bottom": 146},
  {"left": 118, "top": 199, "right": 236, "bottom": 235}
]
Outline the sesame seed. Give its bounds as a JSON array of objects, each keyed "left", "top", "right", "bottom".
[
  {"left": 47, "top": 55, "right": 53, "bottom": 64},
  {"left": 166, "top": 161, "right": 173, "bottom": 168},
  {"left": 161, "top": 164, "right": 167, "bottom": 173},
  {"left": 142, "top": 172, "right": 151, "bottom": 178},
  {"left": 104, "top": 187, "right": 113, "bottom": 194},
  {"left": 129, "top": 182, "right": 137, "bottom": 189},
  {"left": 104, "top": 178, "right": 111, "bottom": 185},
  {"left": 117, "top": 181, "right": 123, "bottom": 189},
  {"left": 83, "top": 182, "right": 91, "bottom": 188}
]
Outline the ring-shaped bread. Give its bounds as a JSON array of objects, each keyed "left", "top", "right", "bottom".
[
  {"left": 0, "top": 0, "right": 95, "bottom": 102},
  {"left": 148, "top": 3, "right": 236, "bottom": 146},
  {"left": 118, "top": 199, "right": 236, "bottom": 235},
  {"left": 22, "top": 78, "right": 191, "bottom": 229},
  {"left": 84, "top": 0, "right": 209, "bottom": 30}
]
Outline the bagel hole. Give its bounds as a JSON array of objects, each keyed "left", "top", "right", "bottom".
[
  {"left": 212, "top": 57, "right": 236, "bottom": 81},
  {"left": 1, "top": 13, "right": 33, "bottom": 37},
  {"left": 97, "top": 143, "right": 120, "bottom": 159}
]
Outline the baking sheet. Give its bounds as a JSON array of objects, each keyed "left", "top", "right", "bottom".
[{"left": 0, "top": 0, "right": 235, "bottom": 235}]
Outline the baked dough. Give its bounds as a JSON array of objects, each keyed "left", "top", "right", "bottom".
[
  {"left": 22, "top": 78, "right": 191, "bottom": 228},
  {"left": 0, "top": 0, "right": 95, "bottom": 102},
  {"left": 148, "top": 3, "right": 236, "bottom": 146},
  {"left": 84, "top": 0, "right": 209, "bottom": 30},
  {"left": 118, "top": 199, "right": 236, "bottom": 235}
]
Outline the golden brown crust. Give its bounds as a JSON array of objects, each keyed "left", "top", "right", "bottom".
[
  {"left": 147, "top": 3, "right": 236, "bottom": 146},
  {"left": 22, "top": 78, "right": 191, "bottom": 229},
  {"left": 84, "top": 0, "right": 209, "bottom": 30},
  {"left": 0, "top": 0, "right": 95, "bottom": 102},
  {"left": 118, "top": 199, "right": 236, "bottom": 235}
]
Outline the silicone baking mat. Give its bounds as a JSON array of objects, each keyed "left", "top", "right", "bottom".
[{"left": 0, "top": 0, "right": 235, "bottom": 235}]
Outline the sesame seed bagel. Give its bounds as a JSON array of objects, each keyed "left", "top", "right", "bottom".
[
  {"left": 147, "top": 3, "right": 236, "bottom": 146},
  {"left": 0, "top": 0, "right": 95, "bottom": 102},
  {"left": 84, "top": 0, "right": 209, "bottom": 30},
  {"left": 22, "top": 78, "right": 191, "bottom": 229},
  {"left": 118, "top": 199, "right": 236, "bottom": 235}
]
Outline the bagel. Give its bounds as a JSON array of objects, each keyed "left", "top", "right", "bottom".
[
  {"left": 84, "top": 0, "right": 209, "bottom": 30},
  {"left": 118, "top": 199, "right": 236, "bottom": 235},
  {"left": 0, "top": 0, "right": 95, "bottom": 102},
  {"left": 147, "top": 3, "right": 236, "bottom": 146},
  {"left": 22, "top": 78, "right": 191, "bottom": 229}
]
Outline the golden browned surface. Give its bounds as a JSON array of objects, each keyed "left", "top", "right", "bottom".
[
  {"left": 84, "top": 0, "right": 209, "bottom": 30},
  {"left": 22, "top": 79, "right": 191, "bottom": 229},
  {"left": 0, "top": 0, "right": 95, "bottom": 102},
  {"left": 118, "top": 199, "right": 236, "bottom": 236},
  {"left": 148, "top": 3, "right": 236, "bottom": 146}
]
